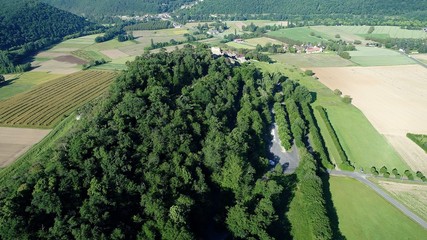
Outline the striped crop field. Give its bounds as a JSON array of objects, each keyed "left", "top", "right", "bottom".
[{"left": 0, "top": 71, "right": 117, "bottom": 128}]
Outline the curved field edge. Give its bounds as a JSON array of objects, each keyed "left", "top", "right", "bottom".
[
  {"left": 330, "top": 176, "right": 427, "bottom": 239},
  {"left": 0, "top": 114, "right": 76, "bottom": 180},
  {"left": 254, "top": 62, "right": 409, "bottom": 172}
]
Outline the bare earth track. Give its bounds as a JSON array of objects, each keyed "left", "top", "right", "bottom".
[
  {"left": 0, "top": 127, "right": 50, "bottom": 167},
  {"left": 312, "top": 65, "right": 427, "bottom": 172}
]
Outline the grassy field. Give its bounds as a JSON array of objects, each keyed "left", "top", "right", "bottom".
[
  {"left": 255, "top": 62, "right": 409, "bottom": 171},
  {"left": 226, "top": 41, "right": 256, "bottom": 49},
  {"left": 312, "top": 25, "right": 427, "bottom": 40},
  {"left": 374, "top": 179, "right": 427, "bottom": 222},
  {"left": 0, "top": 72, "right": 63, "bottom": 100},
  {"left": 349, "top": 46, "right": 416, "bottom": 66},
  {"left": 271, "top": 53, "right": 355, "bottom": 68},
  {"left": 0, "top": 71, "right": 116, "bottom": 128},
  {"left": 267, "top": 27, "right": 330, "bottom": 43},
  {"left": 330, "top": 176, "right": 427, "bottom": 239}
]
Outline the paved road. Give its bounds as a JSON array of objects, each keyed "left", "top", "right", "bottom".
[
  {"left": 269, "top": 123, "right": 300, "bottom": 174},
  {"left": 329, "top": 169, "right": 427, "bottom": 229}
]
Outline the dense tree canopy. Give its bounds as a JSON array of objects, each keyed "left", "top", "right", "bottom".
[
  {"left": 0, "top": 0, "right": 98, "bottom": 73},
  {"left": 41, "top": 0, "right": 194, "bottom": 18},
  {"left": 0, "top": 0, "right": 93, "bottom": 51},
  {"left": 187, "top": 0, "right": 427, "bottom": 17}
]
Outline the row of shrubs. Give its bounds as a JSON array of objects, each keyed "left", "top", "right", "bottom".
[
  {"left": 371, "top": 166, "right": 427, "bottom": 181},
  {"left": 285, "top": 99, "right": 306, "bottom": 148},
  {"left": 301, "top": 103, "right": 334, "bottom": 169},
  {"left": 273, "top": 102, "right": 293, "bottom": 150},
  {"left": 316, "top": 106, "right": 354, "bottom": 171}
]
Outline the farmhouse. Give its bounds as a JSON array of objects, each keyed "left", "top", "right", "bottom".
[
  {"left": 305, "top": 46, "right": 323, "bottom": 54},
  {"left": 233, "top": 38, "right": 245, "bottom": 44},
  {"left": 207, "top": 29, "right": 219, "bottom": 35}
]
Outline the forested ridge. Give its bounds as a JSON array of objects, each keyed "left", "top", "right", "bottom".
[
  {"left": 186, "top": 0, "right": 427, "bottom": 17},
  {"left": 0, "top": 0, "right": 93, "bottom": 51},
  {"left": 0, "top": 46, "right": 336, "bottom": 239},
  {"left": 0, "top": 0, "right": 98, "bottom": 73},
  {"left": 41, "top": 0, "right": 194, "bottom": 17}
]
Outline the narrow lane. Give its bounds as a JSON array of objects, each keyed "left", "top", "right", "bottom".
[{"left": 329, "top": 169, "right": 427, "bottom": 229}]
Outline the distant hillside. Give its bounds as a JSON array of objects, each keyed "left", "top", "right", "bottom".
[
  {"left": 0, "top": 0, "right": 93, "bottom": 51},
  {"left": 41, "top": 0, "right": 194, "bottom": 17},
  {"left": 0, "top": 0, "right": 97, "bottom": 73},
  {"left": 186, "top": 0, "right": 427, "bottom": 17}
]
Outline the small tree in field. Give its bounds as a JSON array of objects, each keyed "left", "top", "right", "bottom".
[
  {"left": 304, "top": 70, "right": 314, "bottom": 76},
  {"left": 342, "top": 95, "right": 352, "bottom": 104},
  {"left": 0, "top": 75, "right": 5, "bottom": 83},
  {"left": 371, "top": 166, "right": 379, "bottom": 176},
  {"left": 380, "top": 166, "right": 388, "bottom": 174},
  {"left": 333, "top": 89, "right": 342, "bottom": 96},
  {"left": 335, "top": 34, "right": 341, "bottom": 38}
]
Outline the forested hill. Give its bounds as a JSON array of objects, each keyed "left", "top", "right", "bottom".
[
  {"left": 0, "top": 46, "right": 333, "bottom": 239},
  {"left": 0, "top": 0, "right": 93, "bottom": 50},
  {"left": 41, "top": 0, "right": 194, "bottom": 17},
  {"left": 186, "top": 0, "right": 427, "bottom": 17}
]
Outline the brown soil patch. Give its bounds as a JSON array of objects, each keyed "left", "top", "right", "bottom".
[
  {"left": 36, "top": 52, "right": 68, "bottom": 58},
  {"left": 312, "top": 65, "right": 427, "bottom": 171},
  {"left": 54, "top": 55, "right": 87, "bottom": 64},
  {"left": 100, "top": 49, "right": 129, "bottom": 60},
  {"left": 378, "top": 180, "right": 427, "bottom": 221},
  {"left": 0, "top": 127, "right": 50, "bottom": 167},
  {"left": 32, "top": 60, "right": 80, "bottom": 74}
]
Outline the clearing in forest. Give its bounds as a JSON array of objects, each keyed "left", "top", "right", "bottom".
[
  {"left": 0, "top": 71, "right": 117, "bottom": 128},
  {"left": 0, "top": 127, "right": 50, "bottom": 168}
]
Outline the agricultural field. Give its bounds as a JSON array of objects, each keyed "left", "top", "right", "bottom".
[
  {"left": 412, "top": 54, "right": 427, "bottom": 64},
  {"left": 0, "top": 127, "right": 50, "bottom": 167},
  {"left": 312, "top": 25, "right": 427, "bottom": 40},
  {"left": 271, "top": 53, "right": 355, "bottom": 68},
  {"left": 330, "top": 176, "right": 427, "bottom": 240},
  {"left": 349, "top": 46, "right": 416, "bottom": 66},
  {"left": 255, "top": 62, "right": 409, "bottom": 171},
  {"left": 311, "top": 65, "right": 427, "bottom": 172},
  {"left": 375, "top": 179, "right": 427, "bottom": 222},
  {"left": 0, "top": 71, "right": 117, "bottom": 128},
  {"left": 266, "top": 27, "right": 330, "bottom": 43},
  {"left": 0, "top": 72, "right": 63, "bottom": 100}
]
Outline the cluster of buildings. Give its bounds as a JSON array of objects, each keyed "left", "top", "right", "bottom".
[
  {"left": 284, "top": 44, "right": 323, "bottom": 54},
  {"left": 210, "top": 47, "right": 247, "bottom": 63}
]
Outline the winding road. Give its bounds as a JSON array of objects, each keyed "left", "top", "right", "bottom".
[{"left": 328, "top": 169, "right": 427, "bottom": 229}]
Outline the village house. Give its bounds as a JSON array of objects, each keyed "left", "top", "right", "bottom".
[
  {"left": 233, "top": 38, "right": 245, "bottom": 44},
  {"left": 305, "top": 46, "right": 323, "bottom": 54},
  {"left": 207, "top": 29, "right": 220, "bottom": 35}
]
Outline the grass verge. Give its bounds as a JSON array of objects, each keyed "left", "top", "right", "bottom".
[{"left": 330, "top": 176, "right": 427, "bottom": 239}]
